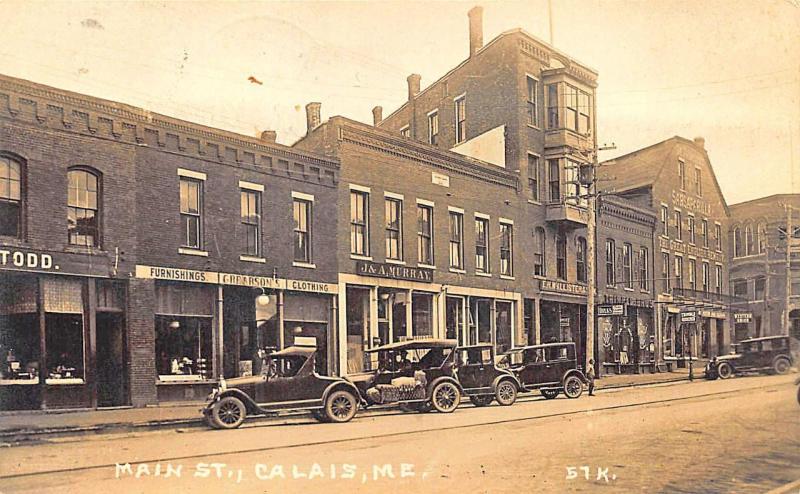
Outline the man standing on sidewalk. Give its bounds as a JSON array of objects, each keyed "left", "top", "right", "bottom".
[{"left": 587, "top": 359, "right": 596, "bottom": 396}]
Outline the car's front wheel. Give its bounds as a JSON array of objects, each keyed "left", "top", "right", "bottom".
[
  {"left": 563, "top": 376, "right": 584, "bottom": 399},
  {"left": 495, "top": 380, "right": 518, "bottom": 406},
  {"left": 773, "top": 357, "right": 791, "bottom": 375},
  {"left": 211, "top": 396, "right": 246, "bottom": 429},
  {"left": 325, "top": 390, "right": 358, "bottom": 423},
  {"left": 469, "top": 395, "right": 493, "bottom": 407},
  {"left": 431, "top": 381, "right": 461, "bottom": 413},
  {"left": 717, "top": 362, "right": 734, "bottom": 379},
  {"left": 541, "top": 388, "right": 559, "bottom": 400}
]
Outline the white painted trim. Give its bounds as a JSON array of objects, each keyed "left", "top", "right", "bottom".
[
  {"left": 416, "top": 198, "right": 435, "bottom": 207},
  {"left": 449, "top": 267, "right": 467, "bottom": 274},
  {"left": 417, "top": 263, "right": 436, "bottom": 270},
  {"left": 385, "top": 258, "right": 406, "bottom": 265},
  {"left": 292, "top": 261, "right": 317, "bottom": 269},
  {"left": 500, "top": 275, "right": 515, "bottom": 281},
  {"left": 453, "top": 92, "right": 466, "bottom": 102},
  {"left": 499, "top": 217, "right": 514, "bottom": 225},
  {"left": 476, "top": 271, "right": 492, "bottom": 278},
  {"left": 239, "top": 255, "right": 266, "bottom": 263},
  {"left": 426, "top": 108, "right": 439, "bottom": 117},
  {"left": 177, "top": 168, "right": 207, "bottom": 181},
  {"left": 474, "top": 212, "right": 490, "bottom": 220},
  {"left": 350, "top": 254, "right": 373, "bottom": 261},
  {"left": 292, "top": 191, "right": 315, "bottom": 202},
  {"left": 448, "top": 206, "right": 465, "bottom": 214},
  {"left": 349, "top": 183, "right": 371, "bottom": 193},
  {"left": 178, "top": 247, "right": 209, "bottom": 257},
  {"left": 239, "top": 180, "right": 264, "bottom": 192},
  {"left": 384, "top": 191, "right": 404, "bottom": 201}
]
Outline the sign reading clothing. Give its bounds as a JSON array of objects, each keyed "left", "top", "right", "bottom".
[{"left": 355, "top": 261, "right": 433, "bottom": 283}]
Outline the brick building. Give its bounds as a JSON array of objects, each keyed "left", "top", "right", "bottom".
[
  {"left": 0, "top": 73, "right": 340, "bottom": 409},
  {"left": 599, "top": 136, "right": 732, "bottom": 366},
  {"left": 376, "top": 6, "right": 599, "bottom": 366},
  {"left": 728, "top": 194, "right": 800, "bottom": 342}
]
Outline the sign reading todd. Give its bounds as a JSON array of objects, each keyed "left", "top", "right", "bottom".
[{"left": 0, "top": 248, "right": 55, "bottom": 270}]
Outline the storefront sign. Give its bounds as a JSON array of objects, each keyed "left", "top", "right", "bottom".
[
  {"left": 680, "top": 311, "right": 697, "bottom": 323},
  {"left": 355, "top": 261, "right": 433, "bottom": 283},
  {"left": 559, "top": 317, "right": 571, "bottom": 327},
  {"left": 671, "top": 190, "right": 711, "bottom": 215},
  {"left": 286, "top": 278, "right": 338, "bottom": 294},
  {"left": 700, "top": 310, "right": 727, "bottom": 319},
  {"left": 734, "top": 312, "right": 752, "bottom": 323},
  {"left": 659, "top": 237, "right": 724, "bottom": 263},
  {"left": 135, "top": 265, "right": 219, "bottom": 283},
  {"left": 539, "top": 280, "right": 588, "bottom": 296},
  {"left": 431, "top": 171, "right": 450, "bottom": 187},
  {"left": 219, "top": 272, "right": 281, "bottom": 289},
  {"left": 0, "top": 245, "right": 110, "bottom": 277},
  {"left": 598, "top": 304, "right": 625, "bottom": 317}
]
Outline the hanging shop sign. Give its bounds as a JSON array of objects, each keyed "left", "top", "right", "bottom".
[
  {"left": 355, "top": 261, "right": 433, "bottom": 283},
  {"left": 734, "top": 312, "right": 752, "bottom": 324},
  {"left": 539, "top": 279, "right": 588, "bottom": 296},
  {"left": 0, "top": 245, "right": 109, "bottom": 277},
  {"left": 680, "top": 311, "right": 697, "bottom": 323},
  {"left": 598, "top": 304, "right": 626, "bottom": 317},
  {"left": 135, "top": 265, "right": 338, "bottom": 294}
]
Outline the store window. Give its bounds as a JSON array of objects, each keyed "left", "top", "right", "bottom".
[
  {"left": 454, "top": 96, "right": 466, "bottom": 144},
  {"left": 345, "top": 286, "right": 370, "bottom": 374},
  {"left": 417, "top": 204, "right": 434, "bottom": 265},
  {"left": 475, "top": 217, "right": 489, "bottom": 274},
  {"left": 67, "top": 167, "right": 101, "bottom": 247},
  {"left": 449, "top": 211, "right": 464, "bottom": 270},
  {"left": 0, "top": 275, "right": 39, "bottom": 386},
  {"left": 445, "top": 296, "right": 464, "bottom": 341},
  {"left": 385, "top": 197, "right": 403, "bottom": 261},
  {"left": 154, "top": 283, "right": 214, "bottom": 381},
  {"left": 605, "top": 239, "right": 615, "bottom": 287},
  {"left": 0, "top": 155, "right": 23, "bottom": 238},
  {"left": 179, "top": 177, "right": 203, "bottom": 249},
  {"left": 500, "top": 222, "right": 513, "bottom": 276},
  {"left": 534, "top": 227, "right": 546, "bottom": 276},
  {"left": 556, "top": 232, "right": 567, "bottom": 280},
  {"left": 293, "top": 198, "right": 312, "bottom": 263},
  {"left": 576, "top": 237, "right": 587, "bottom": 283},
  {"left": 469, "top": 298, "right": 492, "bottom": 346},
  {"left": 43, "top": 277, "right": 86, "bottom": 383},
  {"left": 412, "top": 293, "right": 433, "bottom": 337},
  {"left": 350, "top": 190, "right": 369, "bottom": 256},
  {"left": 496, "top": 301, "right": 513, "bottom": 355},
  {"left": 241, "top": 189, "right": 261, "bottom": 257}
]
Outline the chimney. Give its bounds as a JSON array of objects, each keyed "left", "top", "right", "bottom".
[
  {"left": 372, "top": 106, "right": 383, "bottom": 126},
  {"left": 260, "top": 130, "right": 277, "bottom": 143},
  {"left": 305, "top": 102, "right": 321, "bottom": 134},
  {"left": 407, "top": 74, "right": 421, "bottom": 101},
  {"left": 468, "top": 6, "right": 484, "bottom": 57},
  {"left": 693, "top": 136, "right": 705, "bottom": 149}
]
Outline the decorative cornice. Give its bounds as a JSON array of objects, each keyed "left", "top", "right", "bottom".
[{"left": 518, "top": 38, "right": 550, "bottom": 64}]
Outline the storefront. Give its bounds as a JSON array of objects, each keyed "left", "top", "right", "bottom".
[
  {"left": 597, "top": 299, "right": 655, "bottom": 374},
  {"left": 135, "top": 265, "right": 337, "bottom": 402},
  {"left": 0, "top": 247, "right": 127, "bottom": 410},
  {"left": 661, "top": 306, "right": 726, "bottom": 365},
  {"left": 339, "top": 261, "right": 521, "bottom": 375},
  {"left": 538, "top": 280, "right": 588, "bottom": 366}
]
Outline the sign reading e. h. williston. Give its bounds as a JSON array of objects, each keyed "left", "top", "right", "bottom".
[{"left": 356, "top": 261, "right": 433, "bottom": 283}]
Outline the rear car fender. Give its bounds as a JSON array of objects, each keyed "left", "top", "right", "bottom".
[
  {"left": 773, "top": 354, "right": 793, "bottom": 365},
  {"left": 562, "top": 369, "right": 588, "bottom": 385},
  {"left": 322, "top": 380, "right": 364, "bottom": 407},
  {"left": 492, "top": 373, "right": 521, "bottom": 392}
]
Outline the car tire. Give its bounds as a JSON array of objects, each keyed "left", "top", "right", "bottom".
[
  {"left": 211, "top": 396, "right": 246, "bottom": 429},
  {"left": 311, "top": 409, "right": 330, "bottom": 423},
  {"left": 563, "top": 376, "right": 584, "bottom": 399},
  {"left": 773, "top": 358, "right": 791, "bottom": 375},
  {"left": 431, "top": 381, "right": 461, "bottom": 413},
  {"left": 541, "top": 388, "right": 559, "bottom": 400},
  {"left": 325, "top": 390, "right": 358, "bottom": 423},
  {"left": 204, "top": 412, "right": 221, "bottom": 429},
  {"left": 469, "top": 395, "right": 494, "bottom": 407},
  {"left": 717, "top": 362, "right": 734, "bottom": 379},
  {"left": 495, "top": 380, "right": 518, "bottom": 406}
]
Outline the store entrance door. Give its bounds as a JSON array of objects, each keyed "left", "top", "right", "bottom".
[{"left": 96, "top": 312, "right": 127, "bottom": 407}]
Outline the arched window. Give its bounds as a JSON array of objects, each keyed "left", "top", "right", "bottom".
[
  {"left": 745, "top": 224, "right": 754, "bottom": 255},
  {"left": 732, "top": 227, "right": 742, "bottom": 258},
  {"left": 0, "top": 155, "right": 23, "bottom": 238},
  {"left": 67, "top": 167, "right": 101, "bottom": 247},
  {"left": 757, "top": 222, "right": 767, "bottom": 254},
  {"left": 534, "top": 227, "right": 546, "bottom": 276},
  {"left": 555, "top": 232, "right": 567, "bottom": 280},
  {"left": 576, "top": 236, "right": 587, "bottom": 283}
]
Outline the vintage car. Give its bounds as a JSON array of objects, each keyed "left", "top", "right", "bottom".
[
  {"left": 705, "top": 335, "right": 794, "bottom": 380},
  {"left": 456, "top": 344, "right": 521, "bottom": 407},
  {"left": 202, "top": 346, "right": 361, "bottom": 429},
  {"left": 498, "top": 342, "right": 587, "bottom": 399},
  {"left": 348, "top": 339, "right": 462, "bottom": 413}
]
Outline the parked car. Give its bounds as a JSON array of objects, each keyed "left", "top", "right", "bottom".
[
  {"left": 202, "top": 346, "right": 361, "bottom": 429},
  {"left": 456, "top": 344, "right": 521, "bottom": 407},
  {"left": 348, "top": 339, "right": 462, "bottom": 413},
  {"left": 498, "top": 342, "right": 587, "bottom": 399},
  {"left": 705, "top": 335, "right": 794, "bottom": 380}
]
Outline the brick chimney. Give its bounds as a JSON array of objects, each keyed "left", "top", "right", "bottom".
[
  {"left": 305, "top": 102, "right": 321, "bottom": 135},
  {"left": 372, "top": 106, "right": 383, "bottom": 126},
  {"left": 468, "top": 6, "right": 484, "bottom": 57},
  {"left": 693, "top": 136, "right": 705, "bottom": 149},
  {"left": 407, "top": 74, "right": 421, "bottom": 101},
  {"left": 260, "top": 130, "right": 277, "bottom": 143}
]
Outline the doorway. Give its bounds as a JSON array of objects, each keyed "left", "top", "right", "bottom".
[{"left": 96, "top": 312, "right": 127, "bottom": 407}]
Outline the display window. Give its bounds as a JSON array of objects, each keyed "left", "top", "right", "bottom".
[
  {"left": 495, "top": 301, "right": 513, "bottom": 355},
  {"left": 411, "top": 292, "right": 433, "bottom": 337},
  {"left": 0, "top": 275, "right": 39, "bottom": 385},
  {"left": 43, "top": 277, "right": 85, "bottom": 384}
]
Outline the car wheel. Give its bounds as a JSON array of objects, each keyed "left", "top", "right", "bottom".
[
  {"left": 311, "top": 409, "right": 330, "bottom": 423},
  {"left": 541, "top": 388, "right": 559, "bottom": 400},
  {"left": 325, "top": 390, "right": 358, "bottom": 423},
  {"left": 212, "top": 396, "right": 246, "bottom": 429},
  {"left": 204, "top": 411, "right": 220, "bottom": 429},
  {"left": 717, "top": 362, "right": 734, "bottom": 379},
  {"left": 773, "top": 358, "right": 791, "bottom": 375},
  {"left": 563, "top": 376, "right": 584, "bottom": 399},
  {"left": 469, "top": 395, "right": 494, "bottom": 407},
  {"left": 431, "top": 381, "right": 461, "bottom": 413},
  {"left": 495, "top": 380, "right": 517, "bottom": 406}
]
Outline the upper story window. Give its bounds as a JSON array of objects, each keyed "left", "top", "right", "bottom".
[
  {"left": 674, "top": 210, "right": 682, "bottom": 241},
  {"left": 400, "top": 125, "right": 410, "bottom": 138},
  {"left": 715, "top": 265, "right": 722, "bottom": 294},
  {"left": 526, "top": 76, "right": 540, "bottom": 127},
  {"left": 754, "top": 276, "right": 766, "bottom": 300},
  {"left": 674, "top": 256, "right": 684, "bottom": 289},
  {"left": 0, "top": 155, "right": 23, "bottom": 238},
  {"left": 428, "top": 111, "right": 439, "bottom": 146},
  {"left": 694, "top": 167, "right": 702, "bottom": 196},
  {"left": 639, "top": 247, "right": 649, "bottom": 292},
  {"left": 715, "top": 223, "right": 722, "bottom": 251},
  {"left": 534, "top": 227, "right": 546, "bottom": 277},
  {"left": 179, "top": 176, "right": 203, "bottom": 250},
  {"left": 475, "top": 216, "right": 489, "bottom": 274},
  {"left": 687, "top": 259, "right": 696, "bottom": 291},
  {"left": 662, "top": 253, "right": 671, "bottom": 293},
  {"left": 417, "top": 203, "right": 433, "bottom": 266},
  {"left": 660, "top": 205, "right": 669, "bottom": 236},
  {"left": 68, "top": 168, "right": 101, "bottom": 247},
  {"left": 449, "top": 210, "right": 464, "bottom": 269},
  {"left": 605, "top": 239, "right": 615, "bottom": 287},
  {"left": 350, "top": 189, "right": 369, "bottom": 256},
  {"left": 528, "top": 154, "right": 540, "bottom": 202},
  {"left": 576, "top": 237, "right": 587, "bottom": 283},
  {"left": 454, "top": 96, "right": 466, "bottom": 144},
  {"left": 732, "top": 226, "right": 742, "bottom": 257},
  {"left": 678, "top": 159, "right": 686, "bottom": 191},
  {"left": 564, "top": 159, "right": 588, "bottom": 206},
  {"left": 384, "top": 197, "right": 403, "bottom": 261},
  {"left": 757, "top": 222, "right": 767, "bottom": 253},
  {"left": 240, "top": 188, "right": 261, "bottom": 257},
  {"left": 688, "top": 215, "right": 696, "bottom": 245},
  {"left": 733, "top": 279, "right": 748, "bottom": 298},
  {"left": 293, "top": 196, "right": 312, "bottom": 264},
  {"left": 548, "top": 158, "right": 560, "bottom": 202},
  {"left": 546, "top": 82, "right": 591, "bottom": 135},
  {"left": 702, "top": 219, "right": 709, "bottom": 248},
  {"left": 499, "top": 221, "right": 513, "bottom": 277},
  {"left": 556, "top": 232, "right": 567, "bottom": 281},
  {"left": 701, "top": 262, "right": 709, "bottom": 293},
  {"left": 745, "top": 224, "right": 754, "bottom": 255},
  {"left": 546, "top": 84, "right": 559, "bottom": 129},
  {"left": 622, "top": 243, "right": 633, "bottom": 289}
]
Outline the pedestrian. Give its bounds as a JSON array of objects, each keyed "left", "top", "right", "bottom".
[{"left": 587, "top": 359, "right": 596, "bottom": 396}]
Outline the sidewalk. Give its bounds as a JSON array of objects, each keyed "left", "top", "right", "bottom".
[{"left": 0, "top": 369, "right": 693, "bottom": 442}]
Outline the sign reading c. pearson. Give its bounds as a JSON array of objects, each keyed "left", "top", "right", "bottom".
[{"left": 355, "top": 261, "right": 433, "bottom": 283}]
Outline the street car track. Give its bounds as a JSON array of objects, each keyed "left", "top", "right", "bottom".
[{"left": 0, "top": 380, "right": 791, "bottom": 482}]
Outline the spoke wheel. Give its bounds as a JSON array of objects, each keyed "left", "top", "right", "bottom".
[
  {"left": 541, "top": 388, "right": 559, "bottom": 400},
  {"left": 431, "top": 381, "right": 461, "bottom": 413},
  {"left": 495, "top": 380, "right": 518, "bottom": 406},
  {"left": 325, "top": 390, "right": 357, "bottom": 423},
  {"left": 717, "top": 362, "right": 734, "bottom": 379},
  {"left": 469, "top": 395, "right": 494, "bottom": 407},
  {"left": 212, "top": 396, "right": 246, "bottom": 429},
  {"left": 563, "top": 376, "right": 584, "bottom": 399},
  {"left": 774, "top": 358, "right": 791, "bottom": 375}
]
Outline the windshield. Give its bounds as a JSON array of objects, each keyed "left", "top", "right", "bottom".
[{"left": 264, "top": 355, "right": 307, "bottom": 378}]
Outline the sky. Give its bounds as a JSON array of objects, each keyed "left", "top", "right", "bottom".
[{"left": 1, "top": 0, "right": 798, "bottom": 204}]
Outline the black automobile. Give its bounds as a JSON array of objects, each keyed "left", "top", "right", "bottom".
[
  {"left": 456, "top": 344, "right": 521, "bottom": 407},
  {"left": 348, "top": 339, "right": 462, "bottom": 413},
  {"left": 202, "top": 346, "right": 361, "bottom": 429},
  {"left": 499, "top": 342, "right": 587, "bottom": 399},
  {"left": 705, "top": 335, "right": 794, "bottom": 380}
]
